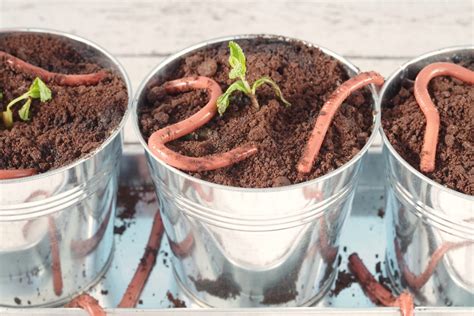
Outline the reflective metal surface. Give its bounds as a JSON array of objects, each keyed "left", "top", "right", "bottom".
[
  {"left": 132, "top": 35, "right": 381, "bottom": 307},
  {"left": 379, "top": 46, "right": 474, "bottom": 306},
  {"left": 49, "top": 146, "right": 391, "bottom": 309},
  {"left": 0, "top": 29, "right": 132, "bottom": 307},
  {"left": 3, "top": 145, "right": 471, "bottom": 314},
  {"left": 3, "top": 146, "right": 471, "bottom": 314}
]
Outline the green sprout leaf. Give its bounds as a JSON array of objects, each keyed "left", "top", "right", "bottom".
[
  {"left": 217, "top": 80, "right": 249, "bottom": 115},
  {"left": 252, "top": 76, "right": 291, "bottom": 107},
  {"left": 228, "top": 41, "right": 246, "bottom": 80},
  {"left": 29, "top": 77, "right": 52, "bottom": 102},
  {"left": 1, "top": 77, "right": 52, "bottom": 128},
  {"left": 18, "top": 98, "right": 32, "bottom": 121},
  {"left": 217, "top": 41, "right": 291, "bottom": 116}
]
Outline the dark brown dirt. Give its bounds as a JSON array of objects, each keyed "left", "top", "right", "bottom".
[
  {"left": 377, "top": 207, "right": 385, "bottom": 219},
  {"left": 260, "top": 249, "right": 307, "bottom": 305},
  {"left": 190, "top": 272, "right": 241, "bottom": 299},
  {"left": 374, "top": 261, "right": 394, "bottom": 294},
  {"left": 375, "top": 261, "right": 382, "bottom": 274},
  {"left": 166, "top": 291, "right": 187, "bottom": 308},
  {"left": 114, "top": 185, "right": 156, "bottom": 235},
  {"left": 260, "top": 269, "right": 299, "bottom": 305},
  {"left": 0, "top": 33, "right": 127, "bottom": 173},
  {"left": 139, "top": 38, "right": 374, "bottom": 188},
  {"left": 113, "top": 224, "right": 126, "bottom": 236},
  {"left": 329, "top": 269, "right": 356, "bottom": 297},
  {"left": 382, "top": 59, "right": 474, "bottom": 195}
]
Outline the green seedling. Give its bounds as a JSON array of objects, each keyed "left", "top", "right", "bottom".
[
  {"left": 1, "top": 77, "right": 52, "bottom": 128},
  {"left": 217, "top": 41, "right": 291, "bottom": 115}
]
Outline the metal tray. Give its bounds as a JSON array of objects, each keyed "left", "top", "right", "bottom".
[{"left": 1, "top": 143, "right": 472, "bottom": 315}]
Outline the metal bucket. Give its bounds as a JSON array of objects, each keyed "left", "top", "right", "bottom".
[
  {"left": 133, "top": 35, "right": 380, "bottom": 307},
  {"left": 0, "top": 29, "right": 131, "bottom": 307},
  {"left": 380, "top": 46, "right": 474, "bottom": 306}
]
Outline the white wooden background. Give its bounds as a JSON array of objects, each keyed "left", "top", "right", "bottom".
[{"left": 1, "top": 0, "right": 473, "bottom": 143}]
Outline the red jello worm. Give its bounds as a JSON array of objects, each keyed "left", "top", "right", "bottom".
[
  {"left": 414, "top": 62, "right": 474, "bottom": 173},
  {"left": 48, "top": 216, "right": 63, "bottom": 296},
  {"left": 169, "top": 233, "right": 194, "bottom": 258},
  {"left": 70, "top": 203, "right": 113, "bottom": 258},
  {"left": 297, "top": 71, "right": 384, "bottom": 174},
  {"left": 397, "top": 292, "right": 414, "bottom": 316},
  {"left": 66, "top": 293, "right": 106, "bottom": 316},
  {"left": 0, "top": 51, "right": 107, "bottom": 86},
  {"left": 318, "top": 216, "right": 338, "bottom": 264},
  {"left": 118, "top": 209, "right": 164, "bottom": 308},
  {"left": 348, "top": 253, "right": 414, "bottom": 316},
  {"left": 21, "top": 190, "right": 64, "bottom": 296},
  {"left": 0, "top": 168, "right": 37, "bottom": 180},
  {"left": 147, "top": 76, "right": 258, "bottom": 171},
  {"left": 395, "top": 239, "right": 473, "bottom": 290}
]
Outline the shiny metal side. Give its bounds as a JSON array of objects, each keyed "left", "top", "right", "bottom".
[
  {"left": 132, "top": 35, "right": 381, "bottom": 307},
  {"left": 379, "top": 46, "right": 474, "bottom": 306},
  {"left": 0, "top": 29, "right": 132, "bottom": 307},
  {"left": 3, "top": 147, "right": 472, "bottom": 313}
]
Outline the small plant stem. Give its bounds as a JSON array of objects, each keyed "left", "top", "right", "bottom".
[{"left": 249, "top": 94, "right": 260, "bottom": 109}]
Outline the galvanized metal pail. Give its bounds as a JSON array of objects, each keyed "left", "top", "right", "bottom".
[
  {"left": 380, "top": 46, "right": 474, "bottom": 306},
  {"left": 133, "top": 35, "right": 381, "bottom": 307},
  {"left": 0, "top": 29, "right": 132, "bottom": 307}
]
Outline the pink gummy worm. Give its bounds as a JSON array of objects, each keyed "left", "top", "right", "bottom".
[
  {"left": 349, "top": 253, "right": 414, "bottom": 316},
  {"left": 297, "top": 71, "right": 384, "bottom": 174},
  {"left": 396, "top": 238, "right": 473, "bottom": 290},
  {"left": 414, "top": 62, "right": 474, "bottom": 173},
  {"left": 0, "top": 168, "right": 37, "bottom": 180},
  {"left": 1, "top": 50, "right": 107, "bottom": 86},
  {"left": 148, "top": 76, "right": 258, "bottom": 171}
]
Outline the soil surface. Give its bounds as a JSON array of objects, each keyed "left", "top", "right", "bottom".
[
  {"left": 382, "top": 59, "right": 474, "bottom": 195},
  {"left": 139, "top": 38, "right": 374, "bottom": 188},
  {"left": 0, "top": 33, "right": 127, "bottom": 173}
]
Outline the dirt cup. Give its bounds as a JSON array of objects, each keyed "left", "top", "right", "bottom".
[
  {"left": 380, "top": 46, "right": 474, "bottom": 306},
  {"left": 0, "top": 29, "right": 131, "bottom": 307},
  {"left": 133, "top": 35, "right": 381, "bottom": 307}
]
